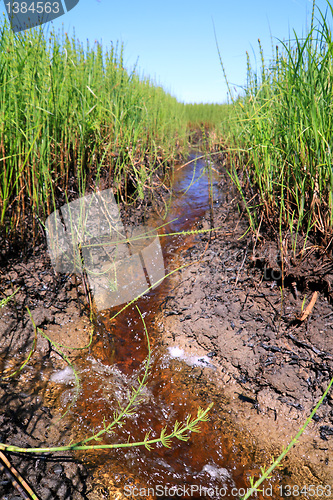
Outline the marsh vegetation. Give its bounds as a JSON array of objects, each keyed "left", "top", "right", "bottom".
[{"left": 1, "top": 0, "right": 333, "bottom": 498}]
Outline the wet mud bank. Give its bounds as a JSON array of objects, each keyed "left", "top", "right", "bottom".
[
  {"left": 158, "top": 163, "right": 333, "bottom": 490},
  {"left": 1, "top": 152, "right": 333, "bottom": 499}
]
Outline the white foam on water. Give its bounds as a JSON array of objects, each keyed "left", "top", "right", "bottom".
[
  {"left": 50, "top": 366, "right": 76, "bottom": 384},
  {"left": 201, "top": 464, "right": 230, "bottom": 481},
  {"left": 168, "top": 346, "right": 184, "bottom": 358},
  {"left": 167, "top": 346, "right": 215, "bottom": 369}
]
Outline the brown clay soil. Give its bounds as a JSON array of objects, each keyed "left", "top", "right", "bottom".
[
  {"left": 1, "top": 151, "right": 333, "bottom": 499},
  {"left": 159, "top": 200, "right": 333, "bottom": 490}
]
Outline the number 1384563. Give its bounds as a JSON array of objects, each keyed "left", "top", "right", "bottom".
[
  {"left": 279, "top": 485, "right": 332, "bottom": 497},
  {"left": 5, "top": 2, "right": 60, "bottom": 14}
]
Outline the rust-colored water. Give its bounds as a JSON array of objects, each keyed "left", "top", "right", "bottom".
[{"left": 59, "top": 154, "right": 280, "bottom": 498}]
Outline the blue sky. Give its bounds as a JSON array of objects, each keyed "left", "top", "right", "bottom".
[{"left": 3, "top": 0, "right": 331, "bottom": 103}]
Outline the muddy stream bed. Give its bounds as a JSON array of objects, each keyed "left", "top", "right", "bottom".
[{"left": 1, "top": 152, "right": 333, "bottom": 499}]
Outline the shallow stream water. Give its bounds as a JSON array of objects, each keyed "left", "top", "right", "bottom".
[{"left": 52, "top": 153, "right": 278, "bottom": 499}]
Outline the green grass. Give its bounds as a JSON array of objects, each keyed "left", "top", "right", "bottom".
[
  {"left": 182, "top": 102, "right": 231, "bottom": 128},
  {"left": 222, "top": 0, "right": 333, "bottom": 248},
  {"left": 0, "top": 15, "right": 241, "bottom": 250},
  {"left": 0, "top": 18, "right": 190, "bottom": 246}
]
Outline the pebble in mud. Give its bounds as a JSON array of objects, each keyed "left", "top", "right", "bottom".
[{"left": 52, "top": 463, "right": 64, "bottom": 475}]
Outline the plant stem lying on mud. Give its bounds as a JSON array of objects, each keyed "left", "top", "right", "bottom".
[
  {"left": 1, "top": 222, "right": 217, "bottom": 434},
  {"left": 0, "top": 405, "right": 213, "bottom": 455},
  {"left": 0, "top": 288, "right": 20, "bottom": 308},
  {"left": 242, "top": 373, "right": 333, "bottom": 500},
  {"left": 0, "top": 450, "right": 40, "bottom": 500}
]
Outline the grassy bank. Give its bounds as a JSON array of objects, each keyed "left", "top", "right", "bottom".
[
  {"left": 182, "top": 102, "right": 230, "bottom": 128},
  {"left": 0, "top": 19, "right": 191, "bottom": 249},
  {"left": 182, "top": 102, "right": 234, "bottom": 153},
  {"left": 222, "top": 0, "right": 333, "bottom": 249}
]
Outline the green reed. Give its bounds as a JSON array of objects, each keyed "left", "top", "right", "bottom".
[
  {"left": 0, "top": 18, "right": 189, "bottom": 244},
  {"left": 183, "top": 102, "right": 231, "bottom": 128},
  {"left": 223, "top": 0, "right": 333, "bottom": 246}
]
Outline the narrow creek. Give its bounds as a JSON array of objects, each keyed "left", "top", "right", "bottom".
[{"left": 51, "top": 153, "right": 279, "bottom": 499}]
